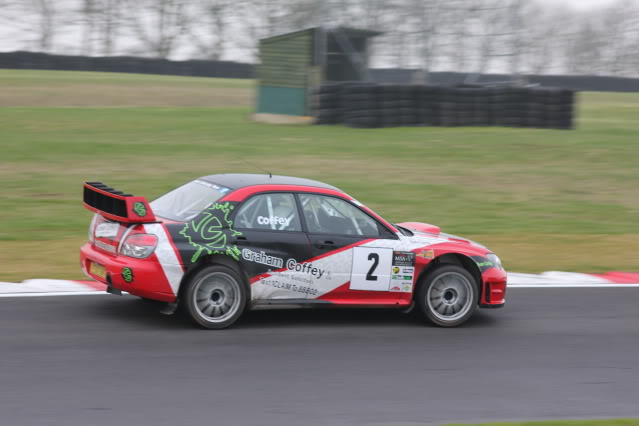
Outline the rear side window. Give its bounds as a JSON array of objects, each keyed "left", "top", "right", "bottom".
[
  {"left": 235, "top": 193, "right": 302, "bottom": 232},
  {"left": 150, "top": 180, "right": 229, "bottom": 221}
]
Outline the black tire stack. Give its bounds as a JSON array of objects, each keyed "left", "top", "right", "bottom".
[
  {"left": 311, "top": 82, "right": 576, "bottom": 130},
  {"left": 400, "top": 85, "right": 420, "bottom": 126},
  {"left": 438, "top": 87, "right": 457, "bottom": 127},
  {"left": 312, "top": 83, "right": 345, "bottom": 125},
  {"left": 342, "top": 83, "right": 380, "bottom": 128},
  {"left": 547, "top": 88, "right": 575, "bottom": 129},
  {"left": 376, "top": 84, "right": 396, "bottom": 127}
]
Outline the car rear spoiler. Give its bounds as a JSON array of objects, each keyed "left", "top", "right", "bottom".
[{"left": 83, "top": 181, "right": 156, "bottom": 223}]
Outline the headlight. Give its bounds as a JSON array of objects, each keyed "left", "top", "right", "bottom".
[
  {"left": 486, "top": 253, "right": 503, "bottom": 270},
  {"left": 120, "top": 233, "right": 158, "bottom": 258}
]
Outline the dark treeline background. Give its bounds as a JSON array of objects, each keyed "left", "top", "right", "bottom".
[{"left": 1, "top": 0, "right": 639, "bottom": 77}]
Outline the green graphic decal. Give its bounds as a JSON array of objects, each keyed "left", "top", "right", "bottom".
[
  {"left": 133, "top": 202, "right": 147, "bottom": 217},
  {"left": 121, "top": 267, "right": 134, "bottom": 283},
  {"left": 179, "top": 202, "right": 243, "bottom": 263},
  {"left": 476, "top": 261, "right": 494, "bottom": 268}
]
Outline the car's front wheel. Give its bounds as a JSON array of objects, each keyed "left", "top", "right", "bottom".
[
  {"left": 416, "top": 264, "right": 479, "bottom": 327},
  {"left": 183, "top": 265, "right": 247, "bottom": 329}
]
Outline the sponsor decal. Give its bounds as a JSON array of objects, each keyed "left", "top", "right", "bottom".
[
  {"left": 242, "top": 248, "right": 284, "bottom": 269},
  {"left": 179, "top": 201, "right": 242, "bottom": 262},
  {"left": 257, "top": 216, "right": 291, "bottom": 227},
  {"left": 193, "top": 180, "right": 228, "bottom": 192},
  {"left": 260, "top": 277, "right": 318, "bottom": 296},
  {"left": 476, "top": 260, "right": 494, "bottom": 268},
  {"left": 393, "top": 251, "right": 415, "bottom": 267},
  {"left": 121, "top": 267, "right": 134, "bottom": 283},
  {"left": 392, "top": 274, "right": 413, "bottom": 281},
  {"left": 390, "top": 251, "right": 416, "bottom": 291},
  {"left": 286, "top": 258, "right": 326, "bottom": 279},
  {"left": 133, "top": 202, "right": 147, "bottom": 217},
  {"left": 417, "top": 249, "right": 435, "bottom": 260}
]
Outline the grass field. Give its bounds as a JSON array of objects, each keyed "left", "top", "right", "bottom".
[{"left": 1, "top": 69, "right": 638, "bottom": 281}]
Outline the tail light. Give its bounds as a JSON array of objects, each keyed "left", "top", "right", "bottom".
[
  {"left": 120, "top": 233, "right": 158, "bottom": 258},
  {"left": 88, "top": 214, "right": 98, "bottom": 243}
]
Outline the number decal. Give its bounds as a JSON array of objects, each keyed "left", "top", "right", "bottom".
[
  {"left": 350, "top": 247, "right": 393, "bottom": 291},
  {"left": 366, "top": 253, "right": 379, "bottom": 281}
]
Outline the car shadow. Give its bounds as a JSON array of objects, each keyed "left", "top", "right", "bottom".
[
  {"left": 239, "top": 307, "right": 499, "bottom": 329},
  {"left": 93, "top": 295, "right": 499, "bottom": 330}
]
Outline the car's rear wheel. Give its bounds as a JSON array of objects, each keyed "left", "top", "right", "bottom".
[
  {"left": 416, "top": 264, "right": 478, "bottom": 327},
  {"left": 183, "top": 265, "right": 247, "bottom": 329}
]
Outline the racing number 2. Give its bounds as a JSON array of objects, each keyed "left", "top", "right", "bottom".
[
  {"left": 350, "top": 247, "right": 393, "bottom": 291},
  {"left": 366, "top": 253, "right": 379, "bottom": 281}
]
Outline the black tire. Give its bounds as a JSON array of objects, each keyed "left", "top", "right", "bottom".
[
  {"left": 416, "top": 264, "right": 479, "bottom": 327},
  {"left": 183, "top": 264, "right": 248, "bottom": 329}
]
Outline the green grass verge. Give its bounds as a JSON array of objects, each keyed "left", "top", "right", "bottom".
[{"left": 0, "top": 70, "right": 637, "bottom": 281}]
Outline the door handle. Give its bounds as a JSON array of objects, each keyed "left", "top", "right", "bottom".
[
  {"left": 315, "top": 240, "right": 337, "bottom": 250},
  {"left": 236, "top": 236, "right": 248, "bottom": 244}
]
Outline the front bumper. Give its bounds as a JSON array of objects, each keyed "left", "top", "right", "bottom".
[
  {"left": 479, "top": 267, "right": 507, "bottom": 308},
  {"left": 80, "top": 243, "right": 177, "bottom": 302}
]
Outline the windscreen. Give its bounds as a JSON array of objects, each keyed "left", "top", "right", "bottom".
[{"left": 150, "top": 180, "right": 230, "bottom": 221}]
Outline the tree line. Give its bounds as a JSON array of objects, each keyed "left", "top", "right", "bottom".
[{"left": 1, "top": 0, "right": 638, "bottom": 77}]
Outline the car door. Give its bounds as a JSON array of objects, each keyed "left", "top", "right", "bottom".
[
  {"left": 297, "top": 193, "right": 402, "bottom": 302},
  {"left": 232, "top": 192, "right": 313, "bottom": 301}
]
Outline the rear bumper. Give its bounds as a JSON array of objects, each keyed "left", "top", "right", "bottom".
[
  {"left": 479, "top": 267, "right": 507, "bottom": 308},
  {"left": 80, "top": 243, "right": 177, "bottom": 302}
]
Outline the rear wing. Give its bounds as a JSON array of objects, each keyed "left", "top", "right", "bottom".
[{"left": 83, "top": 182, "right": 156, "bottom": 223}]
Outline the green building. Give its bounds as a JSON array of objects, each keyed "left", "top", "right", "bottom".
[{"left": 255, "top": 27, "right": 381, "bottom": 120}]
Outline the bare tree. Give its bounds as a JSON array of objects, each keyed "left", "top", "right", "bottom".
[
  {"left": 600, "top": 0, "right": 639, "bottom": 76},
  {"left": 186, "top": 0, "right": 231, "bottom": 60},
  {"left": 26, "top": 0, "right": 57, "bottom": 51},
  {"left": 124, "top": 0, "right": 190, "bottom": 58}
]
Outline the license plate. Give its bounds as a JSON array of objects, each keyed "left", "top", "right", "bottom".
[{"left": 89, "top": 261, "right": 107, "bottom": 280}]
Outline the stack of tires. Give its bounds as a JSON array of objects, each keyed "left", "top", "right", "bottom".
[
  {"left": 438, "top": 88, "right": 457, "bottom": 127},
  {"left": 418, "top": 86, "right": 437, "bottom": 126},
  {"left": 312, "top": 83, "right": 345, "bottom": 125},
  {"left": 312, "top": 82, "right": 576, "bottom": 130},
  {"left": 543, "top": 88, "right": 575, "bottom": 129},
  {"left": 501, "top": 87, "right": 527, "bottom": 127},
  {"left": 491, "top": 87, "right": 509, "bottom": 127},
  {"left": 342, "top": 83, "right": 380, "bottom": 128},
  {"left": 399, "top": 85, "right": 420, "bottom": 126},
  {"left": 378, "top": 84, "right": 399, "bottom": 127},
  {"left": 474, "top": 88, "right": 493, "bottom": 126}
]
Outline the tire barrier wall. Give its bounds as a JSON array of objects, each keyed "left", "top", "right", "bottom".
[
  {"left": 0, "top": 51, "right": 254, "bottom": 79},
  {"left": 313, "top": 83, "right": 576, "bottom": 129}
]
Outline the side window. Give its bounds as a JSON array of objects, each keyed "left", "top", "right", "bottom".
[
  {"left": 235, "top": 193, "right": 302, "bottom": 232},
  {"left": 299, "top": 194, "right": 380, "bottom": 236}
]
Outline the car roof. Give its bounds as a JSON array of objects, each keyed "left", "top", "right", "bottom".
[{"left": 200, "top": 173, "right": 341, "bottom": 191}]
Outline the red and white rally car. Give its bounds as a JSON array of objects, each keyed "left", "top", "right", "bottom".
[{"left": 80, "top": 174, "right": 507, "bottom": 329}]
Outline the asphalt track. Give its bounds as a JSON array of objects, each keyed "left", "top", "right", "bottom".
[{"left": 1, "top": 288, "right": 638, "bottom": 426}]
